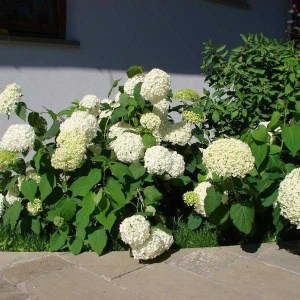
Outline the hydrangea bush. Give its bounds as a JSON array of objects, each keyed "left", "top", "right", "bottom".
[{"left": 0, "top": 53, "right": 299, "bottom": 259}]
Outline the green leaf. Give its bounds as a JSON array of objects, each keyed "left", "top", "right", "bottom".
[
  {"left": 251, "top": 125, "right": 269, "bottom": 143},
  {"left": 295, "top": 102, "right": 300, "bottom": 113},
  {"left": 88, "top": 229, "right": 107, "bottom": 255},
  {"left": 69, "top": 169, "right": 102, "bottom": 197},
  {"left": 111, "top": 107, "right": 128, "bottom": 123},
  {"left": 273, "top": 205, "right": 289, "bottom": 234},
  {"left": 21, "top": 179, "right": 38, "bottom": 202},
  {"left": 230, "top": 203, "right": 254, "bottom": 234},
  {"left": 282, "top": 125, "right": 300, "bottom": 156},
  {"left": 143, "top": 186, "right": 162, "bottom": 204},
  {"left": 216, "top": 44, "right": 226, "bottom": 53},
  {"left": 82, "top": 192, "right": 96, "bottom": 215},
  {"left": 44, "top": 119, "right": 60, "bottom": 139},
  {"left": 251, "top": 142, "right": 268, "bottom": 168},
  {"left": 119, "top": 93, "right": 137, "bottom": 108},
  {"left": 268, "top": 111, "right": 281, "bottom": 129},
  {"left": 204, "top": 186, "right": 222, "bottom": 216},
  {"left": 59, "top": 198, "right": 77, "bottom": 222},
  {"left": 31, "top": 218, "right": 41, "bottom": 235},
  {"left": 212, "top": 111, "right": 219, "bottom": 123},
  {"left": 28, "top": 112, "right": 48, "bottom": 136},
  {"left": 106, "top": 179, "right": 127, "bottom": 208},
  {"left": 269, "top": 145, "right": 281, "bottom": 155},
  {"left": 108, "top": 78, "right": 121, "bottom": 97},
  {"left": 262, "top": 190, "right": 278, "bottom": 207},
  {"left": 50, "top": 231, "right": 67, "bottom": 251},
  {"left": 187, "top": 214, "right": 202, "bottom": 230},
  {"left": 142, "top": 134, "right": 157, "bottom": 148},
  {"left": 69, "top": 237, "right": 83, "bottom": 255},
  {"left": 111, "top": 163, "right": 133, "bottom": 182},
  {"left": 127, "top": 65, "right": 144, "bottom": 78},
  {"left": 129, "top": 162, "right": 146, "bottom": 180},
  {"left": 96, "top": 211, "right": 116, "bottom": 232},
  {"left": 285, "top": 83, "right": 293, "bottom": 95},
  {"left": 16, "top": 102, "right": 27, "bottom": 121},
  {"left": 256, "top": 179, "right": 273, "bottom": 193},
  {"left": 8, "top": 201, "right": 23, "bottom": 230},
  {"left": 39, "top": 173, "right": 56, "bottom": 201}
]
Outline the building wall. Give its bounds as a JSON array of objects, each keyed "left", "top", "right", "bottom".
[{"left": 0, "top": 0, "right": 288, "bottom": 136}]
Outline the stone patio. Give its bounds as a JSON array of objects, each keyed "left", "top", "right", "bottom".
[{"left": 0, "top": 241, "right": 299, "bottom": 299}]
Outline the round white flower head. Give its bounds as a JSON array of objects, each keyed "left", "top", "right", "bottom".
[
  {"left": 276, "top": 168, "right": 300, "bottom": 228},
  {"left": 162, "top": 121, "right": 192, "bottom": 146},
  {"left": 27, "top": 198, "right": 42, "bottom": 216},
  {"left": 0, "top": 83, "right": 22, "bottom": 115},
  {"left": 119, "top": 215, "right": 151, "bottom": 247},
  {"left": 144, "top": 145, "right": 172, "bottom": 176},
  {"left": 112, "top": 132, "right": 145, "bottom": 163},
  {"left": 60, "top": 111, "right": 98, "bottom": 142},
  {"left": 1, "top": 124, "right": 35, "bottom": 152},
  {"left": 53, "top": 216, "right": 64, "bottom": 228},
  {"left": 0, "top": 194, "right": 5, "bottom": 217},
  {"left": 17, "top": 170, "right": 41, "bottom": 191},
  {"left": 140, "top": 113, "right": 161, "bottom": 131},
  {"left": 124, "top": 74, "right": 145, "bottom": 96},
  {"left": 79, "top": 95, "right": 101, "bottom": 116},
  {"left": 131, "top": 228, "right": 173, "bottom": 260},
  {"left": 5, "top": 187, "right": 21, "bottom": 205},
  {"left": 202, "top": 138, "right": 255, "bottom": 178},
  {"left": 51, "top": 130, "right": 87, "bottom": 171},
  {"left": 0, "top": 150, "right": 18, "bottom": 169},
  {"left": 173, "top": 88, "right": 201, "bottom": 103},
  {"left": 153, "top": 99, "right": 170, "bottom": 117},
  {"left": 108, "top": 122, "right": 135, "bottom": 149},
  {"left": 141, "top": 69, "right": 171, "bottom": 104},
  {"left": 182, "top": 110, "right": 206, "bottom": 124},
  {"left": 167, "top": 151, "right": 185, "bottom": 178}
]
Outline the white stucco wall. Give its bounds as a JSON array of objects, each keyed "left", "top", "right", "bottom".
[{"left": 0, "top": 0, "right": 289, "bottom": 136}]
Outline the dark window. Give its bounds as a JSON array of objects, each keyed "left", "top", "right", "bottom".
[{"left": 0, "top": 0, "right": 66, "bottom": 39}]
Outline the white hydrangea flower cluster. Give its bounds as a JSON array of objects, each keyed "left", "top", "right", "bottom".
[
  {"left": 183, "top": 182, "right": 229, "bottom": 217},
  {"left": 108, "top": 122, "right": 136, "bottom": 149},
  {"left": 119, "top": 215, "right": 151, "bottom": 247},
  {"left": 0, "top": 124, "right": 35, "bottom": 153},
  {"left": 131, "top": 228, "right": 174, "bottom": 260},
  {"left": 0, "top": 83, "right": 22, "bottom": 115},
  {"left": 111, "top": 132, "right": 145, "bottom": 163},
  {"left": 144, "top": 145, "right": 185, "bottom": 178},
  {"left": 51, "top": 130, "right": 87, "bottom": 171},
  {"left": 0, "top": 194, "right": 5, "bottom": 217},
  {"left": 141, "top": 69, "right": 171, "bottom": 104},
  {"left": 119, "top": 215, "right": 173, "bottom": 260},
  {"left": 17, "top": 170, "right": 41, "bottom": 190},
  {"left": 5, "top": 187, "right": 21, "bottom": 205},
  {"left": 79, "top": 95, "right": 101, "bottom": 116},
  {"left": 124, "top": 74, "right": 145, "bottom": 96},
  {"left": 60, "top": 111, "right": 98, "bottom": 142},
  {"left": 276, "top": 167, "right": 300, "bottom": 228},
  {"left": 161, "top": 121, "right": 192, "bottom": 146},
  {"left": 152, "top": 99, "right": 169, "bottom": 117},
  {"left": 202, "top": 138, "right": 255, "bottom": 178},
  {"left": 140, "top": 113, "right": 161, "bottom": 131},
  {"left": 27, "top": 198, "right": 42, "bottom": 216}
]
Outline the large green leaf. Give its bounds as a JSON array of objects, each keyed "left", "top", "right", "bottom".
[
  {"left": 96, "top": 211, "right": 116, "bottom": 232},
  {"left": 111, "top": 163, "right": 133, "bottom": 182},
  {"left": 282, "top": 125, "right": 300, "bottom": 156},
  {"left": 39, "top": 173, "right": 56, "bottom": 201},
  {"left": 59, "top": 198, "right": 77, "bottom": 221},
  {"left": 251, "top": 125, "right": 269, "bottom": 143},
  {"left": 262, "top": 190, "right": 278, "bottom": 207},
  {"left": 28, "top": 112, "right": 48, "bottom": 136},
  {"left": 142, "top": 134, "right": 157, "bottom": 148},
  {"left": 69, "top": 169, "right": 102, "bottom": 197},
  {"left": 69, "top": 237, "right": 83, "bottom": 255},
  {"left": 230, "top": 203, "right": 254, "bottom": 234},
  {"left": 21, "top": 179, "right": 38, "bottom": 202},
  {"left": 8, "top": 201, "right": 23, "bottom": 230},
  {"left": 88, "top": 229, "right": 107, "bottom": 255},
  {"left": 106, "top": 179, "right": 127, "bottom": 208},
  {"left": 16, "top": 102, "right": 27, "bottom": 121},
  {"left": 251, "top": 142, "right": 268, "bottom": 168},
  {"left": 31, "top": 218, "right": 41, "bottom": 235},
  {"left": 127, "top": 65, "right": 144, "bottom": 78},
  {"left": 129, "top": 162, "right": 146, "bottom": 180},
  {"left": 187, "top": 214, "right": 202, "bottom": 230},
  {"left": 204, "top": 186, "right": 222, "bottom": 216},
  {"left": 50, "top": 231, "right": 67, "bottom": 251},
  {"left": 143, "top": 186, "right": 162, "bottom": 204}
]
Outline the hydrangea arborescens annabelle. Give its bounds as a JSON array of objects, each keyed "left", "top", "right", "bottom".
[
  {"left": 124, "top": 74, "right": 145, "bottom": 96},
  {"left": 79, "top": 95, "right": 101, "bottom": 116},
  {"left": 173, "top": 88, "right": 201, "bottom": 103},
  {"left": 182, "top": 110, "right": 206, "bottom": 124},
  {"left": 0, "top": 150, "right": 18, "bottom": 169},
  {"left": 144, "top": 145, "right": 185, "bottom": 178},
  {"left": 5, "top": 187, "right": 21, "bottom": 205},
  {"left": 141, "top": 69, "right": 171, "bottom": 104},
  {"left": 60, "top": 111, "right": 98, "bottom": 142},
  {"left": 140, "top": 113, "right": 161, "bottom": 131},
  {"left": 0, "top": 83, "right": 22, "bottom": 115},
  {"left": 51, "top": 130, "right": 87, "bottom": 171},
  {"left": 53, "top": 216, "right": 64, "bottom": 228},
  {"left": 202, "top": 138, "right": 255, "bottom": 178},
  {"left": 276, "top": 167, "right": 300, "bottom": 228},
  {"left": 0, "top": 124, "right": 35, "bottom": 152},
  {"left": 108, "top": 122, "right": 135, "bottom": 149},
  {"left": 119, "top": 215, "right": 151, "bottom": 247},
  {"left": 131, "top": 228, "right": 174, "bottom": 260},
  {"left": 152, "top": 99, "right": 169, "bottom": 117},
  {"left": 111, "top": 132, "right": 145, "bottom": 163},
  {"left": 17, "top": 171, "right": 41, "bottom": 190},
  {"left": 162, "top": 121, "right": 192, "bottom": 146},
  {"left": 27, "top": 199, "right": 42, "bottom": 216}
]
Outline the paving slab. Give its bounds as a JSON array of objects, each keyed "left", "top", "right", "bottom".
[
  {"left": 59, "top": 251, "right": 146, "bottom": 281},
  {"left": 0, "top": 278, "right": 27, "bottom": 300},
  {"left": 0, "top": 252, "right": 51, "bottom": 270},
  {"left": 113, "top": 263, "right": 257, "bottom": 300},
  {"left": 168, "top": 247, "right": 239, "bottom": 276},
  {"left": 23, "top": 266, "right": 141, "bottom": 300},
  {"left": 2, "top": 255, "right": 73, "bottom": 284},
  {"left": 209, "top": 258, "right": 300, "bottom": 300}
]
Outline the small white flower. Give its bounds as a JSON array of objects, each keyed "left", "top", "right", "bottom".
[{"left": 27, "top": 198, "right": 42, "bottom": 216}]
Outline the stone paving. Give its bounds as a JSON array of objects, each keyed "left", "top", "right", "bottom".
[{"left": 0, "top": 241, "right": 299, "bottom": 300}]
